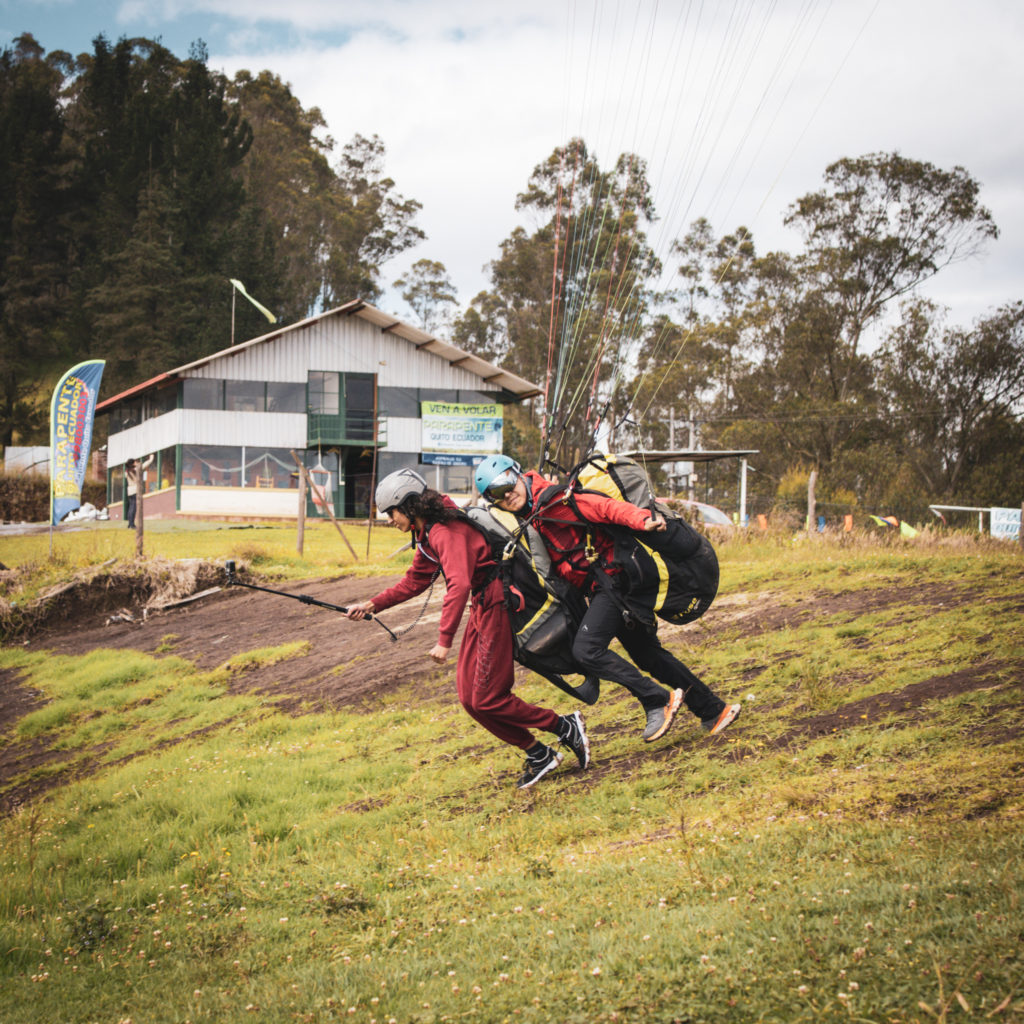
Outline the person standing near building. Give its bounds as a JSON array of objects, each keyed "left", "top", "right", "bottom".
[
  {"left": 124, "top": 454, "right": 153, "bottom": 529},
  {"left": 475, "top": 456, "right": 741, "bottom": 744},
  {"left": 345, "top": 469, "right": 591, "bottom": 789}
]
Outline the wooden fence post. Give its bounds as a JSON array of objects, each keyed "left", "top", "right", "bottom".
[
  {"left": 290, "top": 451, "right": 359, "bottom": 561},
  {"left": 296, "top": 466, "right": 306, "bottom": 555}
]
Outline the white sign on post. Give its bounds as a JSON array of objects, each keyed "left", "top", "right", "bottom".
[
  {"left": 420, "top": 402, "right": 503, "bottom": 466},
  {"left": 990, "top": 507, "right": 1022, "bottom": 541}
]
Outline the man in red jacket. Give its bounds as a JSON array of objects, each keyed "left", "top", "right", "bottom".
[
  {"left": 475, "top": 456, "right": 741, "bottom": 743},
  {"left": 346, "top": 469, "right": 590, "bottom": 789}
]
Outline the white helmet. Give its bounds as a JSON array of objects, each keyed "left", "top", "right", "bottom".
[{"left": 375, "top": 468, "right": 427, "bottom": 513}]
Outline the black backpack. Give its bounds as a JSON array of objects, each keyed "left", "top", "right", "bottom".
[{"left": 531, "top": 455, "right": 720, "bottom": 632}]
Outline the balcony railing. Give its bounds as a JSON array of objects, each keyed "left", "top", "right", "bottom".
[{"left": 307, "top": 412, "right": 379, "bottom": 446}]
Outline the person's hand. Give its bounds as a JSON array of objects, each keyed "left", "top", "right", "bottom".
[
  {"left": 346, "top": 600, "right": 375, "bottom": 620},
  {"left": 429, "top": 643, "right": 451, "bottom": 663},
  {"left": 644, "top": 513, "right": 667, "bottom": 532}
]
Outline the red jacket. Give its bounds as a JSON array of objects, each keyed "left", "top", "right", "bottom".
[
  {"left": 371, "top": 503, "right": 497, "bottom": 648},
  {"left": 522, "top": 470, "right": 652, "bottom": 588}
]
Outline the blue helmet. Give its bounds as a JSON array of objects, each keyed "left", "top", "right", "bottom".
[{"left": 475, "top": 454, "right": 521, "bottom": 500}]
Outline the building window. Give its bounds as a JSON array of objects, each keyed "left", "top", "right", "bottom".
[
  {"left": 244, "top": 447, "right": 297, "bottom": 489},
  {"left": 148, "top": 386, "right": 178, "bottom": 418},
  {"left": 378, "top": 387, "right": 419, "bottom": 418},
  {"left": 346, "top": 373, "right": 375, "bottom": 440},
  {"left": 375, "top": 451, "right": 418, "bottom": 479},
  {"left": 419, "top": 388, "right": 460, "bottom": 404},
  {"left": 439, "top": 464, "right": 474, "bottom": 494},
  {"left": 308, "top": 372, "right": 339, "bottom": 415},
  {"left": 110, "top": 463, "right": 125, "bottom": 502},
  {"left": 267, "top": 382, "right": 305, "bottom": 413},
  {"left": 458, "top": 390, "right": 498, "bottom": 405},
  {"left": 182, "top": 379, "right": 224, "bottom": 410},
  {"left": 156, "top": 447, "right": 176, "bottom": 490},
  {"left": 111, "top": 398, "right": 144, "bottom": 432},
  {"left": 225, "top": 380, "right": 266, "bottom": 413},
  {"left": 181, "top": 445, "right": 241, "bottom": 486}
]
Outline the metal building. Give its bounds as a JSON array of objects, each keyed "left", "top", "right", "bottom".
[{"left": 97, "top": 300, "right": 540, "bottom": 521}]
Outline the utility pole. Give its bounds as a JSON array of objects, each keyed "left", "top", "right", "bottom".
[
  {"left": 687, "top": 407, "right": 697, "bottom": 502},
  {"left": 669, "top": 407, "right": 676, "bottom": 496}
]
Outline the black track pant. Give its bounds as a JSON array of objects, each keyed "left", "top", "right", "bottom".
[{"left": 571, "top": 586, "right": 726, "bottom": 720}]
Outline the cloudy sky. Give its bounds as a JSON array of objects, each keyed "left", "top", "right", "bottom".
[{"left": 6, "top": 0, "right": 1023, "bottom": 333}]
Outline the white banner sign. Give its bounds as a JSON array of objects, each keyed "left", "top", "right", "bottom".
[{"left": 420, "top": 401, "right": 502, "bottom": 456}]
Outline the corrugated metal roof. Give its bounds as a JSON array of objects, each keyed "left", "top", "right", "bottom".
[{"left": 96, "top": 301, "right": 540, "bottom": 411}]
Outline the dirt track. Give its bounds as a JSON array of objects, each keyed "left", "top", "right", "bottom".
[
  {"left": 23, "top": 573, "right": 460, "bottom": 712},
  {"left": 2, "top": 571, "right": 1019, "bottom": 812}
]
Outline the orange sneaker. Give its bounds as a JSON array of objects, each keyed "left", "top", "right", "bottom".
[
  {"left": 702, "top": 703, "right": 741, "bottom": 736},
  {"left": 642, "top": 688, "right": 684, "bottom": 742}
]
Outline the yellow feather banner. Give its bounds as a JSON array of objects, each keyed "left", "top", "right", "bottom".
[{"left": 229, "top": 278, "right": 277, "bottom": 323}]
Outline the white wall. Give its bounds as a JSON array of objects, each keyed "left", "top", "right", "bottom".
[
  {"left": 178, "top": 485, "right": 300, "bottom": 518},
  {"left": 106, "top": 411, "right": 183, "bottom": 466},
  {"left": 107, "top": 411, "right": 308, "bottom": 465}
]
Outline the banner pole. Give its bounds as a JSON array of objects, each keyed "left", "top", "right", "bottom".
[{"left": 49, "top": 449, "right": 54, "bottom": 559}]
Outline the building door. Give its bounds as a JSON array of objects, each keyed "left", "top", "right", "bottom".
[{"left": 344, "top": 447, "right": 374, "bottom": 519}]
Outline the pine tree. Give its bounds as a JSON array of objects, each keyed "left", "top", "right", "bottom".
[{"left": 0, "top": 34, "right": 69, "bottom": 443}]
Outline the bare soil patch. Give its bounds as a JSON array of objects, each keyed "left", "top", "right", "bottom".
[
  {"left": 22, "top": 572, "right": 461, "bottom": 712},
  {"left": 2, "top": 567, "right": 1020, "bottom": 811},
  {"left": 696, "top": 581, "right": 985, "bottom": 639}
]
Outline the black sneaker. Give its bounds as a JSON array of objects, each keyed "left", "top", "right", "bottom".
[
  {"left": 557, "top": 710, "right": 591, "bottom": 769},
  {"left": 516, "top": 745, "right": 564, "bottom": 789}
]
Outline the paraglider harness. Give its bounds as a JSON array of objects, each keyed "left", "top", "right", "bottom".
[
  {"left": 516, "top": 453, "right": 720, "bottom": 634},
  {"left": 402, "top": 510, "right": 595, "bottom": 703}
]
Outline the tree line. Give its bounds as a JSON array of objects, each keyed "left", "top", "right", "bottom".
[
  {"left": 451, "top": 144, "right": 1023, "bottom": 522},
  {"left": 2, "top": 34, "right": 1021, "bottom": 522},
  {"left": 0, "top": 32, "right": 423, "bottom": 438}
]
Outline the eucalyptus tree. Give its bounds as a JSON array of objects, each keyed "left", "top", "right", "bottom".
[
  {"left": 684, "top": 153, "right": 1000, "bottom": 507},
  {"left": 456, "top": 138, "right": 660, "bottom": 466},
  {"left": 875, "top": 298, "right": 1024, "bottom": 505},
  {"left": 315, "top": 133, "right": 425, "bottom": 308},
  {"left": 786, "top": 153, "right": 998, "bottom": 366},
  {"left": 631, "top": 218, "right": 758, "bottom": 456},
  {"left": 394, "top": 259, "right": 458, "bottom": 333}
]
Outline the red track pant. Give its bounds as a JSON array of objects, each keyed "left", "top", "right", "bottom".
[{"left": 456, "top": 579, "right": 560, "bottom": 749}]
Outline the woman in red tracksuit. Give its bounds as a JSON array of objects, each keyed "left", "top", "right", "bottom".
[
  {"left": 476, "top": 458, "right": 740, "bottom": 744},
  {"left": 345, "top": 469, "right": 590, "bottom": 789}
]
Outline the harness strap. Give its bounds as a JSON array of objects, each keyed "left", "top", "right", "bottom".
[
  {"left": 588, "top": 561, "right": 640, "bottom": 629},
  {"left": 471, "top": 564, "right": 500, "bottom": 598}
]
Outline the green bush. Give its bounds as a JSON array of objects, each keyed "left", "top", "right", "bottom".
[{"left": 0, "top": 471, "right": 107, "bottom": 523}]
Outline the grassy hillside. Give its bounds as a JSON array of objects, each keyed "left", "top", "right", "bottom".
[{"left": 0, "top": 531, "right": 1022, "bottom": 1023}]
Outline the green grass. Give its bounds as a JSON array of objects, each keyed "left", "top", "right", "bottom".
[
  {"left": 0, "top": 519, "right": 417, "bottom": 639},
  {"left": 0, "top": 518, "right": 414, "bottom": 588},
  {"left": 0, "top": 532, "right": 1022, "bottom": 1023}
]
